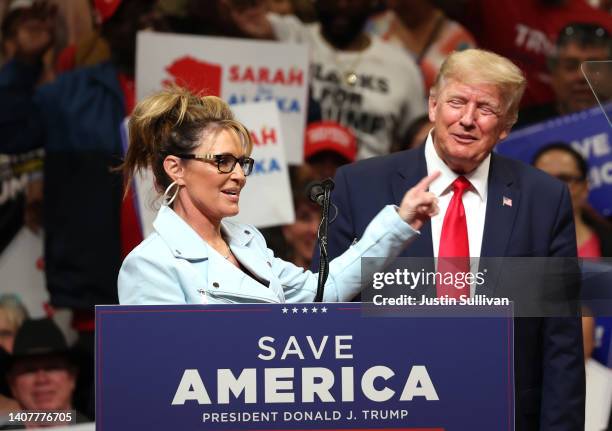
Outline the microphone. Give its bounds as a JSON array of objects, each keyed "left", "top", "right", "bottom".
[
  {"left": 307, "top": 179, "right": 335, "bottom": 206},
  {"left": 307, "top": 178, "right": 336, "bottom": 302}
]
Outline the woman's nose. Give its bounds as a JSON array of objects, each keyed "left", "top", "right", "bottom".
[{"left": 231, "top": 161, "right": 247, "bottom": 183}]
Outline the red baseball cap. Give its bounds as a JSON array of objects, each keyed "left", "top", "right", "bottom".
[
  {"left": 94, "top": 0, "right": 122, "bottom": 23},
  {"left": 304, "top": 121, "right": 357, "bottom": 163}
]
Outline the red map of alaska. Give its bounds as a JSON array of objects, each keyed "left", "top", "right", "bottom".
[{"left": 163, "top": 56, "right": 223, "bottom": 96}]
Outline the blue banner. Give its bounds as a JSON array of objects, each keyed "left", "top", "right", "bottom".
[
  {"left": 498, "top": 107, "right": 612, "bottom": 216},
  {"left": 96, "top": 303, "right": 513, "bottom": 430}
]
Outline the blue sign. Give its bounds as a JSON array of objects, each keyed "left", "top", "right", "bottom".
[
  {"left": 96, "top": 303, "right": 514, "bottom": 430},
  {"left": 498, "top": 107, "right": 612, "bottom": 216}
]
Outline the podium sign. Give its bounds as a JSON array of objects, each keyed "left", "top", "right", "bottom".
[{"left": 96, "top": 304, "right": 514, "bottom": 430}]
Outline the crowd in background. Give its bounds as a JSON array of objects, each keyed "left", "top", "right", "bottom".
[{"left": 0, "top": 0, "right": 611, "bottom": 427}]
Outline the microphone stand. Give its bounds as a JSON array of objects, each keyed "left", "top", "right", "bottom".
[{"left": 315, "top": 179, "right": 334, "bottom": 302}]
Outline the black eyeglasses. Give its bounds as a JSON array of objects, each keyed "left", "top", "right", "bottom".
[{"left": 176, "top": 153, "right": 255, "bottom": 176}]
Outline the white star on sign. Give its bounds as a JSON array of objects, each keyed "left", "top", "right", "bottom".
[
  {"left": 311, "top": 306, "right": 318, "bottom": 313},
  {"left": 292, "top": 307, "right": 298, "bottom": 313},
  {"left": 321, "top": 307, "right": 328, "bottom": 313},
  {"left": 282, "top": 307, "right": 288, "bottom": 314},
  {"left": 302, "top": 307, "right": 308, "bottom": 313}
]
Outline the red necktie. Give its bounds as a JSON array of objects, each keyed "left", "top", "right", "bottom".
[{"left": 437, "top": 176, "right": 471, "bottom": 299}]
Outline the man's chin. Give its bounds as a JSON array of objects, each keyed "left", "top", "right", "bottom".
[{"left": 445, "top": 154, "right": 482, "bottom": 174}]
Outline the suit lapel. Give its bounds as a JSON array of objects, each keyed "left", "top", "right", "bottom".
[
  {"left": 481, "top": 154, "right": 520, "bottom": 257},
  {"left": 392, "top": 147, "right": 433, "bottom": 257}
]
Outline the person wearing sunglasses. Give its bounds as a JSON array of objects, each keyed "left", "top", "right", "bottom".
[{"left": 117, "top": 85, "right": 440, "bottom": 305}]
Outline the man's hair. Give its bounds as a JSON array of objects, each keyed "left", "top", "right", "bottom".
[{"left": 431, "top": 49, "right": 527, "bottom": 128}]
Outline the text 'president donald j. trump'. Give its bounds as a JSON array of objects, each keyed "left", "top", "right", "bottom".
[{"left": 323, "top": 49, "right": 584, "bottom": 430}]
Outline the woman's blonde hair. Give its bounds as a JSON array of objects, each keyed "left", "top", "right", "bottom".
[
  {"left": 121, "top": 85, "right": 253, "bottom": 193},
  {"left": 431, "top": 49, "right": 527, "bottom": 127}
]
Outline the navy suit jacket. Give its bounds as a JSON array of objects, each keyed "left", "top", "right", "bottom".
[{"left": 324, "top": 146, "right": 585, "bottom": 431}]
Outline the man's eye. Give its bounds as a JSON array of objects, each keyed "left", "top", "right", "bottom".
[{"left": 448, "top": 99, "right": 463, "bottom": 107}]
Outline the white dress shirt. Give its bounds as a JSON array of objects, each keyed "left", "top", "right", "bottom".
[{"left": 424, "top": 131, "right": 491, "bottom": 259}]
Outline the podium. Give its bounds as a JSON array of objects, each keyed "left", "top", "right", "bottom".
[{"left": 96, "top": 303, "right": 513, "bottom": 430}]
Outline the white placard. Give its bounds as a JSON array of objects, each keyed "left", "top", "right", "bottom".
[
  {"left": 136, "top": 31, "right": 309, "bottom": 164},
  {"left": 230, "top": 101, "right": 294, "bottom": 227},
  {"left": 132, "top": 102, "right": 294, "bottom": 236},
  {"left": 0, "top": 228, "right": 48, "bottom": 317}
]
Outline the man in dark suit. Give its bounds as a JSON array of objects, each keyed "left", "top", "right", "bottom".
[{"left": 324, "top": 49, "right": 584, "bottom": 430}]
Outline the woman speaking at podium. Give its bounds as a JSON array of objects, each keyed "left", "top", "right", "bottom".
[{"left": 117, "top": 86, "right": 438, "bottom": 305}]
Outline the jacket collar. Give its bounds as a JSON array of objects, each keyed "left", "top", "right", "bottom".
[
  {"left": 221, "top": 219, "right": 255, "bottom": 248},
  {"left": 153, "top": 206, "right": 254, "bottom": 260}
]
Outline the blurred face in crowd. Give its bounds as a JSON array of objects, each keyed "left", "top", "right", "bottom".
[
  {"left": 1, "top": 5, "right": 55, "bottom": 61},
  {"left": 171, "top": 129, "right": 248, "bottom": 224},
  {"left": 551, "top": 42, "right": 610, "bottom": 114},
  {"left": 429, "top": 79, "right": 511, "bottom": 174},
  {"left": 282, "top": 200, "right": 321, "bottom": 269},
  {"left": 314, "top": 0, "right": 373, "bottom": 48},
  {"left": 534, "top": 148, "right": 588, "bottom": 213},
  {"left": 0, "top": 313, "right": 17, "bottom": 353},
  {"left": 8, "top": 355, "right": 76, "bottom": 411}
]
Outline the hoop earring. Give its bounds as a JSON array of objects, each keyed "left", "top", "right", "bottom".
[{"left": 162, "top": 181, "right": 180, "bottom": 206}]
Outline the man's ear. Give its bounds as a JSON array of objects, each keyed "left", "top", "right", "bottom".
[
  {"left": 428, "top": 94, "right": 438, "bottom": 123},
  {"left": 163, "top": 156, "right": 185, "bottom": 185},
  {"left": 498, "top": 122, "right": 513, "bottom": 141},
  {"left": 499, "top": 128, "right": 510, "bottom": 141}
]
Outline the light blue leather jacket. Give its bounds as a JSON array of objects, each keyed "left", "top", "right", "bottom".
[{"left": 118, "top": 205, "right": 418, "bottom": 304}]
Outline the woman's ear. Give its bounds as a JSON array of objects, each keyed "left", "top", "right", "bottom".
[{"left": 163, "top": 156, "right": 185, "bottom": 185}]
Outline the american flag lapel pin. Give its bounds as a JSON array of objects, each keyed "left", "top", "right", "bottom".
[{"left": 502, "top": 196, "right": 512, "bottom": 207}]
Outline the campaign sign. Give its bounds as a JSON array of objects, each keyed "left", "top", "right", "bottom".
[
  {"left": 497, "top": 107, "right": 612, "bottom": 216},
  {"left": 136, "top": 32, "right": 309, "bottom": 164},
  {"left": 96, "top": 303, "right": 514, "bottom": 430},
  {"left": 230, "top": 102, "right": 294, "bottom": 228}
]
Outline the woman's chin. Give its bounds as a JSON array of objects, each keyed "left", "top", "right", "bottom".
[{"left": 224, "top": 205, "right": 240, "bottom": 218}]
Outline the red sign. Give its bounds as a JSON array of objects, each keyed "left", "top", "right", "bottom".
[{"left": 163, "top": 56, "right": 223, "bottom": 96}]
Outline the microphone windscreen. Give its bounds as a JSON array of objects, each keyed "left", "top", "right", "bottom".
[{"left": 306, "top": 181, "right": 324, "bottom": 206}]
